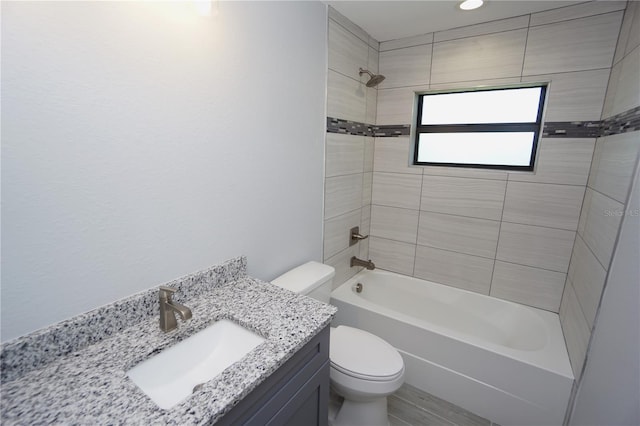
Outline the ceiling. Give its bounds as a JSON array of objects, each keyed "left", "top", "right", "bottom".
[{"left": 327, "top": 1, "right": 584, "bottom": 42}]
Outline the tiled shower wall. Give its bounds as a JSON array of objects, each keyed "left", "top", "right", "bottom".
[
  {"left": 323, "top": 8, "right": 379, "bottom": 286},
  {"left": 367, "top": 2, "right": 628, "bottom": 315},
  {"left": 560, "top": 0, "right": 640, "bottom": 381}
]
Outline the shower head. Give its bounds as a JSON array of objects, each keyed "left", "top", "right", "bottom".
[{"left": 359, "top": 68, "right": 386, "bottom": 88}]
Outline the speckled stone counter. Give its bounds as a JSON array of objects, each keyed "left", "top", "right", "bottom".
[{"left": 0, "top": 256, "right": 337, "bottom": 425}]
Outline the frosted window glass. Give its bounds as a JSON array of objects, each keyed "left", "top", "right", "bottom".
[
  {"left": 417, "top": 133, "right": 535, "bottom": 166},
  {"left": 421, "top": 88, "right": 542, "bottom": 125}
]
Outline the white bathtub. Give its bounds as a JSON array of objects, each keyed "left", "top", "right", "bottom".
[{"left": 330, "top": 269, "right": 574, "bottom": 426}]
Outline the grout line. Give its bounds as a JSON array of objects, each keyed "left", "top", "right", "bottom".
[
  {"left": 328, "top": 15, "right": 371, "bottom": 50},
  {"left": 499, "top": 218, "right": 578, "bottom": 232},
  {"left": 488, "top": 177, "right": 509, "bottom": 295},
  {"left": 520, "top": 14, "right": 531, "bottom": 79},
  {"left": 494, "top": 258, "right": 569, "bottom": 276},
  {"left": 528, "top": 8, "right": 626, "bottom": 30},
  {"left": 390, "top": 394, "right": 457, "bottom": 426},
  {"left": 586, "top": 182, "right": 629, "bottom": 206},
  {"left": 327, "top": 68, "right": 367, "bottom": 87},
  {"left": 412, "top": 171, "right": 425, "bottom": 276},
  {"left": 522, "top": 66, "right": 611, "bottom": 79},
  {"left": 428, "top": 37, "right": 434, "bottom": 88}
]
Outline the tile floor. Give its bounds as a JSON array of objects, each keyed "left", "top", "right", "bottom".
[{"left": 330, "top": 383, "right": 499, "bottom": 426}]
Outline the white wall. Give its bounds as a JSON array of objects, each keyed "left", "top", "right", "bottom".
[{"left": 1, "top": 1, "right": 328, "bottom": 342}]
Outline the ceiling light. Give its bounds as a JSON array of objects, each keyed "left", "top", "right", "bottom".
[{"left": 459, "top": 0, "right": 484, "bottom": 11}]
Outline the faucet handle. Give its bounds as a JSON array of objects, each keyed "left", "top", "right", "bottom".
[
  {"left": 159, "top": 286, "right": 177, "bottom": 300},
  {"left": 349, "top": 226, "right": 369, "bottom": 246}
]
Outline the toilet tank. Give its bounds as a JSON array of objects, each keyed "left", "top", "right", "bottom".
[{"left": 271, "top": 261, "right": 335, "bottom": 304}]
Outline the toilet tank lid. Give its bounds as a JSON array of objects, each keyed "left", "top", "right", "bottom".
[{"left": 271, "top": 261, "right": 335, "bottom": 294}]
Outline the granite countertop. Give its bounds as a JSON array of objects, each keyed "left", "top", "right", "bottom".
[{"left": 0, "top": 257, "right": 337, "bottom": 425}]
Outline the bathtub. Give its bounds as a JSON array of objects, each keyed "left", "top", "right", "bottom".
[{"left": 330, "top": 269, "right": 574, "bottom": 426}]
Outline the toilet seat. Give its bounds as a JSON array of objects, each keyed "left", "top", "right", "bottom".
[{"left": 330, "top": 326, "right": 404, "bottom": 382}]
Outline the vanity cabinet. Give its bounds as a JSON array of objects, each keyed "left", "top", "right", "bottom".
[{"left": 216, "top": 325, "right": 330, "bottom": 426}]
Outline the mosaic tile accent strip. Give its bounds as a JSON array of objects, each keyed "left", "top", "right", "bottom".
[
  {"left": 542, "top": 121, "right": 601, "bottom": 138},
  {"left": 373, "top": 124, "right": 412, "bottom": 137},
  {"left": 327, "top": 117, "right": 410, "bottom": 137},
  {"left": 328, "top": 106, "right": 640, "bottom": 139},
  {"left": 327, "top": 117, "right": 373, "bottom": 136},
  {"left": 601, "top": 105, "right": 640, "bottom": 137},
  {"left": 0, "top": 257, "right": 336, "bottom": 425}
]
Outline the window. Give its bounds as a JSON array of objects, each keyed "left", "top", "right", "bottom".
[{"left": 413, "top": 84, "right": 547, "bottom": 171}]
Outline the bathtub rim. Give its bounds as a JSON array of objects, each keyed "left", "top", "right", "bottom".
[{"left": 330, "top": 268, "right": 574, "bottom": 380}]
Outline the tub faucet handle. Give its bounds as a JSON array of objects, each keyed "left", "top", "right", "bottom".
[{"left": 350, "top": 226, "right": 369, "bottom": 246}]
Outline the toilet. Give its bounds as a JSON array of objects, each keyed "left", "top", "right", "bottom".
[{"left": 272, "top": 261, "right": 405, "bottom": 426}]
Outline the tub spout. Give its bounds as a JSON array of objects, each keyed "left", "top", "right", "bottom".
[{"left": 351, "top": 256, "right": 375, "bottom": 270}]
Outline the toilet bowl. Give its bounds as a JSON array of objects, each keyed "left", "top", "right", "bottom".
[
  {"left": 329, "top": 325, "right": 405, "bottom": 426},
  {"left": 271, "top": 262, "right": 405, "bottom": 426}
]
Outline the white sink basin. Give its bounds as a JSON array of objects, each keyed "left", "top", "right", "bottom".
[{"left": 126, "top": 319, "right": 265, "bottom": 409}]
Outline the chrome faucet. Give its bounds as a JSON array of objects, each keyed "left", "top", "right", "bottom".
[
  {"left": 159, "top": 286, "right": 192, "bottom": 332},
  {"left": 350, "top": 256, "right": 375, "bottom": 270}
]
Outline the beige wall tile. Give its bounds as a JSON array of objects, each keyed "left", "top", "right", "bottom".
[
  {"left": 502, "top": 182, "right": 584, "bottom": 230},
  {"left": 366, "top": 87, "right": 378, "bottom": 125},
  {"left": 414, "top": 245, "right": 494, "bottom": 294},
  {"left": 361, "top": 205, "right": 371, "bottom": 235},
  {"left": 372, "top": 172, "right": 423, "bottom": 210},
  {"left": 602, "top": 47, "right": 640, "bottom": 119},
  {"left": 364, "top": 137, "right": 375, "bottom": 173},
  {"left": 358, "top": 236, "right": 370, "bottom": 261},
  {"left": 376, "top": 86, "right": 425, "bottom": 125},
  {"left": 601, "top": 60, "right": 622, "bottom": 120},
  {"left": 379, "top": 44, "right": 431, "bottom": 88},
  {"left": 428, "top": 77, "right": 521, "bottom": 91},
  {"left": 324, "top": 244, "right": 361, "bottom": 289},
  {"left": 417, "top": 211, "right": 500, "bottom": 259},
  {"left": 368, "top": 36, "right": 379, "bottom": 51},
  {"left": 530, "top": 1, "right": 625, "bottom": 27},
  {"left": 374, "top": 137, "right": 422, "bottom": 174},
  {"left": 371, "top": 205, "right": 419, "bottom": 244},
  {"left": 431, "top": 29, "right": 527, "bottom": 84},
  {"left": 612, "top": 1, "right": 637, "bottom": 65},
  {"left": 523, "top": 12, "right": 623, "bottom": 75},
  {"left": 522, "top": 69, "right": 610, "bottom": 121},
  {"left": 362, "top": 172, "right": 373, "bottom": 206},
  {"left": 579, "top": 188, "right": 624, "bottom": 269},
  {"left": 380, "top": 33, "right": 433, "bottom": 51},
  {"left": 589, "top": 132, "right": 640, "bottom": 203},
  {"left": 327, "top": 70, "right": 366, "bottom": 122},
  {"left": 435, "top": 15, "right": 529, "bottom": 42},
  {"left": 328, "top": 8, "right": 369, "bottom": 45},
  {"left": 325, "top": 133, "right": 364, "bottom": 178},
  {"left": 568, "top": 235, "right": 607, "bottom": 328},
  {"left": 423, "top": 165, "right": 507, "bottom": 181},
  {"left": 491, "top": 261, "right": 566, "bottom": 312},
  {"left": 329, "top": 19, "right": 369, "bottom": 82},
  {"left": 497, "top": 222, "right": 575, "bottom": 273},
  {"left": 624, "top": 1, "right": 640, "bottom": 56},
  {"left": 325, "top": 173, "right": 363, "bottom": 219},
  {"left": 368, "top": 46, "right": 380, "bottom": 75},
  {"left": 369, "top": 236, "right": 416, "bottom": 275},
  {"left": 421, "top": 176, "right": 506, "bottom": 221},
  {"left": 324, "top": 209, "right": 362, "bottom": 259},
  {"left": 508, "top": 138, "right": 595, "bottom": 186},
  {"left": 560, "top": 280, "right": 591, "bottom": 380}
]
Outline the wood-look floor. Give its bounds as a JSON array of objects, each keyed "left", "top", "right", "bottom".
[{"left": 330, "top": 384, "right": 500, "bottom": 426}]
